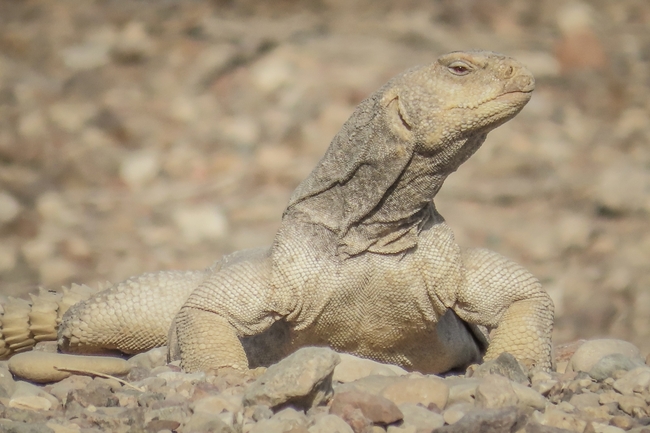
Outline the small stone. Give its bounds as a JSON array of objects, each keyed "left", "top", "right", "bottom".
[
  {"left": 475, "top": 374, "right": 519, "bottom": 409},
  {"left": 569, "top": 339, "right": 644, "bottom": 374},
  {"left": 171, "top": 204, "right": 229, "bottom": 244},
  {"left": 510, "top": 381, "right": 547, "bottom": 411},
  {"left": 128, "top": 347, "right": 168, "bottom": 370},
  {"left": 610, "top": 415, "right": 635, "bottom": 430},
  {"left": 49, "top": 102, "right": 98, "bottom": 133},
  {"left": 569, "top": 391, "right": 601, "bottom": 410},
  {"left": 36, "top": 192, "right": 80, "bottom": 226},
  {"left": 8, "top": 352, "right": 131, "bottom": 383},
  {"left": 0, "top": 243, "right": 17, "bottom": 273},
  {"left": 471, "top": 352, "right": 529, "bottom": 384},
  {"left": 308, "top": 414, "right": 354, "bottom": 433},
  {"left": 243, "top": 347, "right": 340, "bottom": 410},
  {"left": 333, "top": 353, "right": 407, "bottom": 383},
  {"left": 183, "top": 412, "right": 234, "bottom": 433},
  {"left": 62, "top": 42, "right": 110, "bottom": 70},
  {"left": 443, "top": 403, "right": 473, "bottom": 425},
  {"left": 399, "top": 403, "right": 445, "bottom": 431},
  {"left": 537, "top": 406, "right": 587, "bottom": 432},
  {"left": 0, "top": 191, "right": 21, "bottom": 224},
  {"left": 617, "top": 395, "right": 647, "bottom": 417},
  {"left": 17, "top": 110, "right": 48, "bottom": 140},
  {"left": 381, "top": 376, "right": 449, "bottom": 410},
  {"left": 434, "top": 407, "right": 525, "bottom": 433},
  {"left": 613, "top": 367, "right": 650, "bottom": 396},
  {"left": 590, "top": 354, "right": 645, "bottom": 381},
  {"left": 590, "top": 423, "right": 625, "bottom": 433},
  {"left": 119, "top": 150, "right": 161, "bottom": 188},
  {"left": 330, "top": 389, "right": 403, "bottom": 425},
  {"left": 9, "top": 381, "right": 58, "bottom": 411},
  {"left": 446, "top": 377, "right": 481, "bottom": 405},
  {"left": 112, "top": 21, "right": 155, "bottom": 63}
]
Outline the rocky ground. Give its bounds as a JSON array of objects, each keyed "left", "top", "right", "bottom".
[
  {"left": 1, "top": 0, "right": 650, "bottom": 431},
  {"left": 1, "top": 339, "right": 650, "bottom": 432}
]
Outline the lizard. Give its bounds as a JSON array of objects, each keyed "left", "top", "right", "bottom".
[{"left": 2, "top": 50, "right": 553, "bottom": 379}]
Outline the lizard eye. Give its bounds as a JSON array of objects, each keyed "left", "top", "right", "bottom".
[{"left": 448, "top": 62, "right": 471, "bottom": 76}]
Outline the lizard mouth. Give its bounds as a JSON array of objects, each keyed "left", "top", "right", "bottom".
[{"left": 447, "top": 89, "right": 532, "bottom": 110}]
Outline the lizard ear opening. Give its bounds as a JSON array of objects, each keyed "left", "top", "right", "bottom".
[{"left": 382, "top": 88, "right": 413, "bottom": 141}]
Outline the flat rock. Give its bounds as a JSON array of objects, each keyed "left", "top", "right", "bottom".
[
  {"left": 333, "top": 353, "right": 408, "bottom": 383},
  {"left": 308, "top": 414, "right": 354, "bottom": 433},
  {"left": 380, "top": 376, "right": 449, "bottom": 411},
  {"left": 612, "top": 367, "right": 650, "bottom": 396},
  {"left": 243, "top": 347, "right": 340, "bottom": 410},
  {"left": 433, "top": 407, "right": 526, "bottom": 433},
  {"left": 399, "top": 403, "right": 445, "bottom": 431},
  {"left": 8, "top": 352, "right": 131, "bottom": 383},
  {"left": 330, "top": 389, "right": 403, "bottom": 425}
]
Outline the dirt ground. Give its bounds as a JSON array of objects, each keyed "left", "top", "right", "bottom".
[{"left": 0, "top": 0, "right": 649, "bottom": 354}]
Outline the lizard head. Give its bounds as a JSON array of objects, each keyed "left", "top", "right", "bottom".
[{"left": 380, "top": 50, "right": 535, "bottom": 155}]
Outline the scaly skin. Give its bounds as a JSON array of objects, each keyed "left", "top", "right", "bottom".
[{"left": 2, "top": 51, "right": 553, "bottom": 378}]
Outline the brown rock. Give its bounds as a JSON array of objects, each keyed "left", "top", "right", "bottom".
[
  {"left": 381, "top": 377, "right": 449, "bottom": 410},
  {"left": 331, "top": 390, "right": 403, "bottom": 425}
]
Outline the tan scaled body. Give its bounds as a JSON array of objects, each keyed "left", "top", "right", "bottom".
[{"left": 3, "top": 51, "right": 553, "bottom": 380}]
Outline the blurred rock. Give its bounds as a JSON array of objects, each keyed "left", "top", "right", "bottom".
[
  {"left": 119, "top": 150, "right": 161, "bottom": 189},
  {"left": 171, "top": 204, "right": 228, "bottom": 244},
  {"left": 62, "top": 42, "right": 111, "bottom": 71},
  {"left": 0, "top": 191, "right": 21, "bottom": 225},
  {"left": 112, "top": 21, "right": 155, "bottom": 64}
]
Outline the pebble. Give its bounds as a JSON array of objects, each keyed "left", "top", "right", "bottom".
[
  {"left": 333, "top": 353, "right": 407, "bottom": 383},
  {"left": 0, "top": 191, "right": 21, "bottom": 225},
  {"left": 380, "top": 376, "right": 449, "bottom": 411},
  {"left": 330, "top": 389, "right": 403, "bottom": 425},
  {"left": 171, "top": 204, "right": 229, "bottom": 244},
  {"left": 613, "top": 367, "right": 650, "bottom": 396},
  {"left": 119, "top": 150, "right": 161, "bottom": 189}
]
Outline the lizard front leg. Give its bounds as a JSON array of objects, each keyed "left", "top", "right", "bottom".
[
  {"left": 454, "top": 248, "right": 554, "bottom": 370},
  {"left": 170, "top": 252, "right": 289, "bottom": 372}
]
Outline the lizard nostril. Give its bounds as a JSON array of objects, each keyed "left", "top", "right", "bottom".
[{"left": 504, "top": 65, "right": 514, "bottom": 78}]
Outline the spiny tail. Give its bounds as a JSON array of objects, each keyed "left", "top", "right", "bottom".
[{"left": 0, "top": 283, "right": 107, "bottom": 359}]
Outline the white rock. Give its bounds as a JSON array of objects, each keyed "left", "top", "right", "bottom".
[
  {"left": 9, "top": 381, "right": 58, "bottom": 411},
  {"left": 613, "top": 367, "right": 650, "bottom": 396},
  {"left": 36, "top": 191, "right": 80, "bottom": 226},
  {"left": 119, "top": 150, "right": 161, "bottom": 188},
  {"left": 112, "top": 21, "right": 155, "bottom": 62},
  {"left": 307, "top": 414, "right": 353, "bottom": 433},
  {"left": 0, "top": 243, "right": 17, "bottom": 272},
  {"left": 172, "top": 204, "right": 229, "bottom": 244},
  {"left": 511, "top": 381, "right": 547, "bottom": 411},
  {"left": 569, "top": 339, "right": 644, "bottom": 373},
  {"left": 62, "top": 42, "right": 110, "bottom": 70},
  {"left": 475, "top": 374, "right": 518, "bottom": 409},
  {"left": 399, "top": 403, "right": 445, "bottom": 431},
  {"left": 38, "top": 258, "right": 78, "bottom": 286},
  {"left": 17, "top": 110, "right": 48, "bottom": 140},
  {"left": 333, "top": 353, "right": 407, "bottom": 383},
  {"left": 0, "top": 191, "right": 21, "bottom": 224},
  {"left": 591, "top": 423, "right": 625, "bottom": 433},
  {"left": 49, "top": 102, "right": 98, "bottom": 133},
  {"left": 381, "top": 376, "right": 449, "bottom": 410}
]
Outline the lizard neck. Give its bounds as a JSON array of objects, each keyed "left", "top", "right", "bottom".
[{"left": 283, "top": 133, "right": 487, "bottom": 256}]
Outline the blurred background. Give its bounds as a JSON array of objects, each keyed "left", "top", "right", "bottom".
[{"left": 0, "top": 0, "right": 649, "bottom": 355}]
